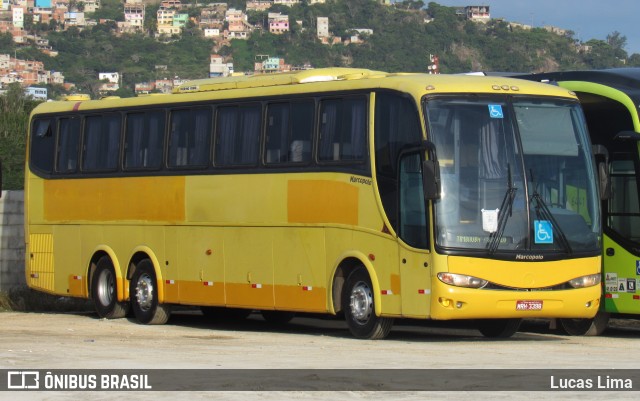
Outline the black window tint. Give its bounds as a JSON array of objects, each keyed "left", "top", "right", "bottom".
[
  {"left": 124, "top": 110, "right": 165, "bottom": 170},
  {"left": 399, "top": 153, "right": 428, "bottom": 248},
  {"left": 168, "top": 108, "right": 212, "bottom": 168},
  {"left": 30, "top": 118, "right": 55, "bottom": 174},
  {"left": 374, "top": 92, "right": 422, "bottom": 231},
  {"left": 318, "top": 97, "right": 366, "bottom": 162},
  {"left": 265, "top": 100, "right": 314, "bottom": 164},
  {"left": 82, "top": 114, "right": 121, "bottom": 172},
  {"left": 56, "top": 117, "right": 80, "bottom": 173},
  {"left": 215, "top": 104, "right": 261, "bottom": 167}
]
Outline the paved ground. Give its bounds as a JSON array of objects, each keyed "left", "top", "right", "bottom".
[{"left": 1, "top": 310, "right": 639, "bottom": 400}]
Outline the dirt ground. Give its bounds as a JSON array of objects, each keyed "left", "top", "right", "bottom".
[{"left": 1, "top": 310, "right": 639, "bottom": 400}]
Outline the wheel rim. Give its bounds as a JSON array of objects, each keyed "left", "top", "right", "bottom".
[
  {"left": 96, "top": 269, "right": 115, "bottom": 306},
  {"left": 349, "top": 280, "right": 373, "bottom": 324},
  {"left": 135, "top": 273, "right": 154, "bottom": 312}
]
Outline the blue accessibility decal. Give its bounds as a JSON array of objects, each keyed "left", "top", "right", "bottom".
[
  {"left": 488, "top": 104, "right": 504, "bottom": 118},
  {"left": 534, "top": 220, "right": 553, "bottom": 244}
]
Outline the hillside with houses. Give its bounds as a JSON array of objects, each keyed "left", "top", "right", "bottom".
[{"left": 1, "top": 0, "right": 638, "bottom": 99}]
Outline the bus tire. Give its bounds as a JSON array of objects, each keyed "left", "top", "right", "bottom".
[
  {"left": 261, "top": 310, "right": 295, "bottom": 324},
  {"left": 130, "top": 259, "right": 170, "bottom": 325},
  {"left": 559, "top": 312, "right": 610, "bottom": 336},
  {"left": 91, "top": 256, "right": 129, "bottom": 319},
  {"left": 342, "top": 267, "right": 393, "bottom": 340},
  {"left": 477, "top": 318, "right": 521, "bottom": 338}
]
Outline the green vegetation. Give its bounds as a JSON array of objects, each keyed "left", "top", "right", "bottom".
[
  {"left": 0, "top": 84, "right": 41, "bottom": 190},
  {"left": 3, "top": 0, "right": 638, "bottom": 97}
]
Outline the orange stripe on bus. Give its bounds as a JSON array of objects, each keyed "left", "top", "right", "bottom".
[
  {"left": 44, "top": 176, "right": 186, "bottom": 222},
  {"left": 287, "top": 180, "right": 358, "bottom": 225}
]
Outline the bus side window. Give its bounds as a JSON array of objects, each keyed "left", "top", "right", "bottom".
[
  {"left": 82, "top": 114, "right": 121, "bottom": 172},
  {"left": 265, "top": 100, "right": 313, "bottom": 165},
  {"left": 215, "top": 104, "right": 261, "bottom": 167},
  {"left": 30, "top": 118, "right": 55, "bottom": 174},
  {"left": 56, "top": 117, "right": 80, "bottom": 173},
  {"left": 290, "top": 100, "right": 313, "bottom": 163},
  {"left": 265, "top": 103, "right": 289, "bottom": 163},
  {"left": 318, "top": 97, "right": 366, "bottom": 163},
  {"left": 124, "top": 111, "right": 165, "bottom": 170},
  {"left": 168, "top": 108, "right": 211, "bottom": 168}
]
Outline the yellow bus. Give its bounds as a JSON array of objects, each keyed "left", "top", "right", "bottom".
[{"left": 23, "top": 68, "right": 602, "bottom": 339}]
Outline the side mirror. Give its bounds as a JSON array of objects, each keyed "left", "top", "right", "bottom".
[
  {"left": 592, "top": 144, "right": 610, "bottom": 200},
  {"left": 422, "top": 159, "right": 441, "bottom": 200},
  {"left": 597, "top": 161, "right": 611, "bottom": 200},
  {"left": 397, "top": 141, "right": 442, "bottom": 201}
]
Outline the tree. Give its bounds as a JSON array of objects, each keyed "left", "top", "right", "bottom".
[
  {"left": 606, "top": 31, "right": 627, "bottom": 51},
  {"left": 0, "top": 32, "right": 14, "bottom": 54},
  {"left": 583, "top": 39, "right": 624, "bottom": 69},
  {"left": 396, "top": 0, "right": 425, "bottom": 10},
  {"left": 606, "top": 31, "right": 628, "bottom": 60},
  {"left": 0, "top": 84, "right": 41, "bottom": 190}
]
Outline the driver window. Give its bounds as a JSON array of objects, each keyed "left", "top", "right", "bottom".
[{"left": 398, "top": 153, "right": 428, "bottom": 249}]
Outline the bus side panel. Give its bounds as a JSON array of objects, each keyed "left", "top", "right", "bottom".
[
  {"left": 26, "top": 227, "right": 55, "bottom": 295},
  {"left": 223, "top": 228, "right": 274, "bottom": 309},
  {"left": 272, "top": 227, "right": 327, "bottom": 312},
  {"left": 398, "top": 245, "right": 432, "bottom": 318},
  {"left": 52, "top": 225, "right": 83, "bottom": 297},
  {"left": 174, "top": 226, "right": 225, "bottom": 306},
  {"left": 602, "top": 234, "right": 640, "bottom": 314}
]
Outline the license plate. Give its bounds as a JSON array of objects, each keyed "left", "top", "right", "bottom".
[{"left": 516, "top": 300, "right": 543, "bottom": 311}]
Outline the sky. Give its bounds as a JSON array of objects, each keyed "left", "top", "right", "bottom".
[{"left": 430, "top": 0, "right": 640, "bottom": 55}]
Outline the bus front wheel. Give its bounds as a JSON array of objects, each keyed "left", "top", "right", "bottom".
[
  {"left": 477, "top": 318, "right": 522, "bottom": 338},
  {"left": 559, "top": 312, "right": 610, "bottom": 336},
  {"left": 130, "top": 259, "right": 170, "bottom": 325},
  {"left": 91, "top": 256, "right": 129, "bottom": 319},
  {"left": 342, "top": 267, "right": 393, "bottom": 340}
]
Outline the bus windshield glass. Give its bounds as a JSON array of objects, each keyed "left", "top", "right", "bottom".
[{"left": 425, "top": 96, "right": 600, "bottom": 255}]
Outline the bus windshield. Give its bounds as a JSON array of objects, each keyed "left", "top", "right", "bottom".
[{"left": 426, "top": 96, "right": 600, "bottom": 256}]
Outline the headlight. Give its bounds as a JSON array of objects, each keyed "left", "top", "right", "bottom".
[
  {"left": 568, "top": 274, "right": 601, "bottom": 288},
  {"left": 437, "top": 272, "right": 488, "bottom": 288}
]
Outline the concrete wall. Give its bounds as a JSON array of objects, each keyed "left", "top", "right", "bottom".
[{"left": 0, "top": 190, "right": 25, "bottom": 291}]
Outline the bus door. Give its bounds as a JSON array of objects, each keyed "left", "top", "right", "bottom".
[
  {"left": 603, "top": 147, "right": 640, "bottom": 313},
  {"left": 397, "top": 149, "right": 434, "bottom": 318}
]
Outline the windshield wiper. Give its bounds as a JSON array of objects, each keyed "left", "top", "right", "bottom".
[
  {"left": 529, "top": 172, "right": 573, "bottom": 254},
  {"left": 487, "top": 164, "right": 517, "bottom": 254}
]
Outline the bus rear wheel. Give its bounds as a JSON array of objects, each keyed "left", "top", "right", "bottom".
[
  {"left": 477, "top": 318, "right": 521, "bottom": 338},
  {"left": 91, "top": 256, "right": 129, "bottom": 319},
  {"left": 559, "top": 312, "right": 610, "bottom": 336},
  {"left": 342, "top": 267, "right": 393, "bottom": 340},
  {"left": 130, "top": 259, "right": 170, "bottom": 325}
]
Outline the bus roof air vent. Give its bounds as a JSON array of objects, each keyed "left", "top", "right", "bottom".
[{"left": 173, "top": 68, "right": 389, "bottom": 93}]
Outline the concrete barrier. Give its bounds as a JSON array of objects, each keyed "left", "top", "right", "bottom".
[{"left": 0, "top": 190, "right": 25, "bottom": 291}]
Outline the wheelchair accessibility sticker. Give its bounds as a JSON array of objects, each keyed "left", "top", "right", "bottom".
[
  {"left": 534, "top": 220, "right": 553, "bottom": 244},
  {"left": 488, "top": 104, "right": 504, "bottom": 118}
]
